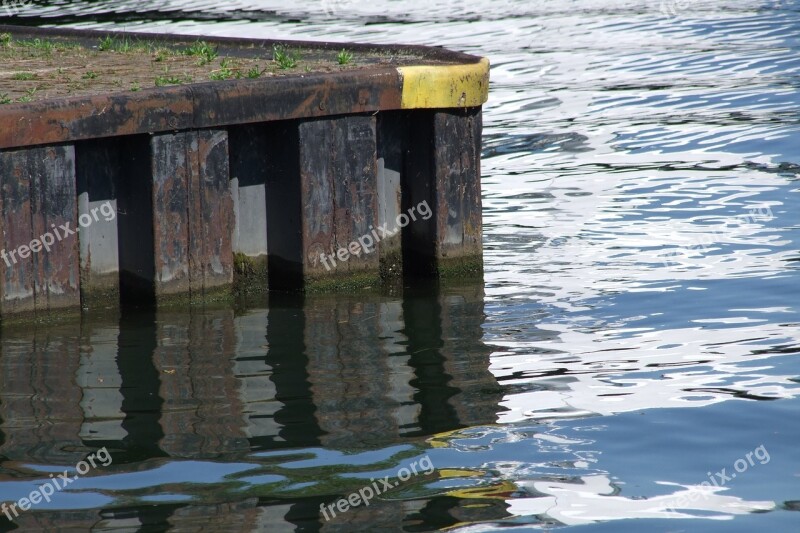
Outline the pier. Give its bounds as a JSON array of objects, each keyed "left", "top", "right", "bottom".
[{"left": 0, "top": 25, "right": 488, "bottom": 318}]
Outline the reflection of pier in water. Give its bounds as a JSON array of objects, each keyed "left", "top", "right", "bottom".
[{"left": 0, "top": 286, "right": 504, "bottom": 530}]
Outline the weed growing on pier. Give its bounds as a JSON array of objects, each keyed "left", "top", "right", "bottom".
[
  {"left": 155, "top": 68, "right": 192, "bottom": 87},
  {"left": 16, "top": 87, "right": 37, "bottom": 103},
  {"left": 0, "top": 93, "right": 10, "bottom": 104},
  {"left": 184, "top": 40, "right": 219, "bottom": 65},
  {"left": 273, "top": 45, "right": 298, "bottom": 69},
  {"left": 337, "top": 49, "right": 354, "bottom": 65},
  {"left": 0, "top": 32, "right": 388, "bottom": 103},
  {"left": 246, "top": 65, "right": 265, "bottom": 79},
  {"left": 209, "top": 58, "right": 237, "bottom": 80}
]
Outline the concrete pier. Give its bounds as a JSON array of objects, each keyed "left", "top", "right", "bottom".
[{"left": 0, "top": 25, "right": 489, "bottom": 318}]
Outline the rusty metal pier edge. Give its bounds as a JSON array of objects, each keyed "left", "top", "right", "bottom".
[{"left": 0, "top": 25, "right": 489, "bottom": 321}]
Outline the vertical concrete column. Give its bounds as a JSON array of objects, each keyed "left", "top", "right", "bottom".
[
  {"left": 75, "top": 138, "right": 123, "bottom": 309},
  {"left": 0, "top": 144, "right": 79, "bottom": 316},
  {"left": 376, "top": 114, "right": 404, "bottom": 282},
  {"left": 150, "top": 129, "right": 234, "bottom": 301},
  {"left": 229, "top": 125, "right": 269, "bottom": 289}
]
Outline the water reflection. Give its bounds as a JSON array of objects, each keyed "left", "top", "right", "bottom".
[{"left": 0, "top": 285, "right": 505, "bottom": 530}]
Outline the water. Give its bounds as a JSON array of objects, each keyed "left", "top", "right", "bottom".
[{"left": 1, "top": 0, "right": 799, "bottom": 531}]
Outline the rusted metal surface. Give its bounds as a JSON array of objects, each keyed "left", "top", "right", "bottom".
[
  {"left": 0, "top": 144, "right": 79, "bottom": 316},
  {"left": 0, "top": 147, "right": 35, "bottom": 315},
  {"left": 31, "top": 144, "right": 80, "bottom": 311},
  {"left": 433, "top": 108, "right": 484, "bottom": 268},
  {"left": 151, "top": 132, "right": 192, "bottom": 298},
  {"left": 150, "top": 129, "right": 233, "bottom": 300},
  {"left": 195, "top": 129, "right": 234, "bottom": 293},
  {"left": 299, "top": 116, "right": 379, "bottom": 282}
]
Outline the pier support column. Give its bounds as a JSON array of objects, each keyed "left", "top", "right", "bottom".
[
  {"left": 266, "top": 117, "right": 380, "bottom": 290},
  {"left": 0, "top": 144, "right": 79, "bottom": 316},
  {"left": 404, "top": 108, "right": 483, "bottom": 279},
  {"left": 432, "top": 108, "right": 484, "bottom": 275},
  {"left": 150, "top": 129, "right": 234, "bottom": 301}
]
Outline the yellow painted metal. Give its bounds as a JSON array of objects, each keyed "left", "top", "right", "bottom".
[{"left": 398, "top": 57, "right": 490, "bottom": 109}]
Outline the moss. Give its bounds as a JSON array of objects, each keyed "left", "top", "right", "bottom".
[
  {"left": 436, "top": 255, "right": 484, "bottom": 283},
  {"left": 379, "top": 247, "right": 403, "bottom": 282},
  {"left": 233, "top": 253, "right": 269, "bottom": 294},
  {"left": 305, "top": 270, "right": 382, "bottom": 293},
  {"left": 0, "top": 306, "right": 82, "bottom": 330}
]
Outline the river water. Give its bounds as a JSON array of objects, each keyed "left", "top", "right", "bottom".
[{"left": 1, "top": 0, "right": 799, "bottom": 531}]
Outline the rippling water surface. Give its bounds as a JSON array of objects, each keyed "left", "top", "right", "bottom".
[{"left": 1, "top": 0, "right": 799, "bottom": 531}]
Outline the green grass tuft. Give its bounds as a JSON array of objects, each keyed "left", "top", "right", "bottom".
[
  {"left": 11, "top": 72, "right": 35, "bottom": 81},
  {"left": 183, "top": 40, "right": 218, "bottom": 65},
  {"left": 337, "top": 49, "right": 354, "bottom": 65},
  {"left": 273, "top": 45, "right": 298, "bottom": 69}
]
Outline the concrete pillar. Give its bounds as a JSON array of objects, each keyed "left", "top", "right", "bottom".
[
  {"left": 376, "top": 114, "right": 404, "bottom": 282},
  {"left": 75, "top": 137, "right": 124, "bottom": 309},
  {"left": 229, "top": 125, "right": 269, "bottom": 290}
]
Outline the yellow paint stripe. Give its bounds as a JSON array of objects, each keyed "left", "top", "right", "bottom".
[{"left": 398, "top": 57, "right": 490, "bottom": 109}]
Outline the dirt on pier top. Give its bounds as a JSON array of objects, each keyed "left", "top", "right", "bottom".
[{"left": 0, "top": 30, "right": 440, "bottom": 104}]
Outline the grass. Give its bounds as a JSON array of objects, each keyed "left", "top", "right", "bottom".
[
  {"left": 153, "top": 48, "right": 170, "bottom": 62},
  {"left": 337, "top": 49, "right": 354, "bottom": 65},
  {"left": 98, "top": 35, "right": 156, "bottom": 54},
  {"left": 0, "top": 33, "right": 368, "bottom": 104},
  {"left": 209, "top": 57, "right": 237, "bottom": 80},
  {"left": 273, "top": 45, "right": 298, "bottom": 69},
  {"left": 183, "top": 40, "right": 218, "bottom": 65},
  {"left": 154, "top": 68, "right": 192, "bottom": 86},
  {"left": 16, "top": 87, "right": 38, "bottom": 103},
  {"left": 246, "top": 65, "right": 264, "bottom": 79}
]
